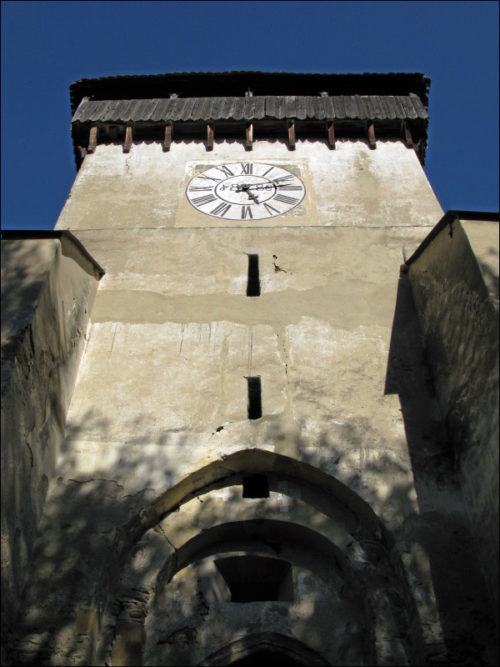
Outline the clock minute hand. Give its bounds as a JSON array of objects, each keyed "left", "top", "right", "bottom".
[{"left": 245, "top": 184, "right": 275, "bottom": 192}]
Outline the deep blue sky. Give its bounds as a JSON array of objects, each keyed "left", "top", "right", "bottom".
[{"left": 1, "top": 1, "right": 498, "bottom": 230}]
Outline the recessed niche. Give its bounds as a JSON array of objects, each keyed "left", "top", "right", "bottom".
[
  {"left": 242, "top": 474, "right": 269, "bottom": 498},
  {"left": 215, "top": 555, "right": 294, "bottom": 602}
]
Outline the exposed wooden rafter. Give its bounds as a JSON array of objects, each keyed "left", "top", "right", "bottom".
[
  {"left": 367, "top": 122, "right": 376, "bottom": 149},
  {"left": 245, "top": 122, "right": 253, "bottom": 151},
  {"left": 87, "top": 126, "right": 98, "bottom": 154},
  {"left": 327, "top": 121, "right": 335, "bottom": 149},
  {"left": 402, "top": 121, "right": 414, "bottom": 148},
  {"left": 288, "top": 120, "right": 296, "bottom": 151},
  {"left": 163, "top": 123, "right": 173, "bottom": 152},
  {"left": 123, "top": 125, "right": 133, "bottom": 153},
  {"left": 207, "top": 122, "right": 214, "bottom": 151}
]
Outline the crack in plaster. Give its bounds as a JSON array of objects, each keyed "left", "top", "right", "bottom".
[
  {"left": 247, "top": 326, "right": 254, "bottom": 377},
  {"left": 67, "top": 478, "right": 125, "bottom": 491},
  {"left": 275, "top": 326, "right": 294, "bottom": 423},
  {"left": 214, "top": 333, "right": 230, "bottom": 426}
]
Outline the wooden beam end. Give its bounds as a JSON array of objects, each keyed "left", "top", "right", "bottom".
[
  {"left": 123, "top": 125, "right": 133, "bottom": 153},
  {"left": 163, "top": 124, "right": 172, "bottom": 152},
  {"left": 87, "top": 126, "right": 98, "bottom": 153},
  {"left": 245, "top": 123, "right": 253, "bottom": 150},
  {"left": 288, "top": 121, "right": 296, "bottom": 151},
  {"left": 367, "top": 122, "right": 376, "bottom": 149},
  {"left": 402, "top": 122, "right": 414, "bottom": 148},
  {"left": 206, "top": 123, "right": 214, "bottom": 151},
  {"left": 327, "top": 121, "right": 335, "bottom": 149}
]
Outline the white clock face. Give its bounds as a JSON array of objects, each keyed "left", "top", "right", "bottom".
[{"left": 186, "top": 162, "right": 305, "bottom": 220}]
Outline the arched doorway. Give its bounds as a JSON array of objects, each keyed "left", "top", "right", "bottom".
[
  {"left": 231, "top": 651, "right": 304, "bottom": 666},
  {"left": 200, "top": 632, "right": 330, "bottom": 666}
]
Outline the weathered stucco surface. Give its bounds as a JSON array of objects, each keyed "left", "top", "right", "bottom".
[
  {"left": 7, "top": 139, "right": 498, "bottom": 665},
  {"left": 56, "top": 140, "right": 442, "bottom": 231},
  {"left": 408, "top": 216, "right": 499, "bottom": 626},
  {"left": 1, "top": 237, "right": 100, "bottom": 657}
]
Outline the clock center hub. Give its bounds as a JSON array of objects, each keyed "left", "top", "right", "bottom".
[{"left": 215, "top": 176, "right": 277, "bottom": 205}]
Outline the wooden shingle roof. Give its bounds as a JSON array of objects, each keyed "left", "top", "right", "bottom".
[
  {"left": 69, "top": 71, "right": 431, "bottom": 168},
  {"left": 73, "top": 93, "right": 428, "bottom": 123}
]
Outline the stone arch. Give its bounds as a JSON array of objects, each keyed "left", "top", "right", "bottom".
[
  {"left": 145, "top": 520, "right": 371, "bottom": 666},
  {"left": 199, "top": 632, "right": 330, "bottom": 666},
  {"left": 93, "top": 449, "right": 426, "bottom": 665},
  {"left": 106, "top": 449, "right": 383, "bottom": 573},
  {"left": 153, "top": 518, "right": 358, "bottom": 605}
]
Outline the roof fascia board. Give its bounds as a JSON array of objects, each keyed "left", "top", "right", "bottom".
[
  {"left": 404, "top": 210, "right": 500, "bottom": 267},
  {"left": 1, "top": 230, "right": 105, "bottom": 279}
]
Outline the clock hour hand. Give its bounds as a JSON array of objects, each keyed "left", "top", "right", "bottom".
[
  {"left": 246, "top": 190, "right": 259, "bottom": 204},
  {"left": 236, "top": 184, "right": 260, "bottom": 204}
]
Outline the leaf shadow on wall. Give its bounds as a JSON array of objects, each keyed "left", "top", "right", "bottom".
[
  {"left": 5, "top": 272, "right": 499, "bottom": 666},
  {"left": 384, "top": 271, "right": 498, "bottom": 665},
  {"left": 6, "top": 406, "right": 420, "bottom": 666}
]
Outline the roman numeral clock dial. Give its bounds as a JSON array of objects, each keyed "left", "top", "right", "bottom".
[{"left": 186, "top": 163, "right": 305, "bottom": 220}]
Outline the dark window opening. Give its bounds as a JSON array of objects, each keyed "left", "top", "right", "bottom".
[
  {"left": 246, "top": 254, "right": 261, "bottom": 297},
  {"left": 242, "top": 474, "right": 269, "bottom": 498},
  {"left": 215, "top": 555, "right": 294, "bottom": 602},
  {"left": 246, "top": 376, "right": 262, "bottom": 420}
]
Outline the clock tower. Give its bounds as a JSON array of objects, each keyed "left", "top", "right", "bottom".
[{"left": 3, "top": 72, "right": 498, "bottom": 666}]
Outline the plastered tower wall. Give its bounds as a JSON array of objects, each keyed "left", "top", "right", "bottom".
[
  {"left": 0, "top": 235, "right": 101, "bottom": 661},
  {"left": 6, "top": 73, "right": 498, "bottom": 666},
  {"left": 408, "top": 215, "right": 499, "bottom": 625}
]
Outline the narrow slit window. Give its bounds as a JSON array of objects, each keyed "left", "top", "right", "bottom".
[
  {"left": 246, "top": 254, "right": 260, "bottom": 297},
  {"left": 246, "top": 376, "right": 262, "bottom": 420}
]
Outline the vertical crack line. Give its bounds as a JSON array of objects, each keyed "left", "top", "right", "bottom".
[
  {"left": 215, "top": 333, "right": 229, "bottom": 424},
  {"left": 276, "top": 326, "right": 293, "bottom": 420},
  {"left": 247, "top": 326, "right": 254, "bottom": 377},
  {"left": 26, "top": 441, "right": 34, "bottom": 468},
  {"left": 61, "top": 299, "right": 67, "bottom": 350},
  {"left": 110, "top": 323, "right": 118, "bottom": 355},
  {"left": 83, "top": 320, "right": 93, "bottom": 358},
  {"left": 179, "top": 324, "right": 185, "bottom": 354},
  {"left": 211, "top": 322, "right": 217, "bottom": 355}
]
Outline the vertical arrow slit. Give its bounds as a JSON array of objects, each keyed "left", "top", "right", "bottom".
[
  {"left": 247, "top": 254, "right": 261, "bottom": 297},
  {"left": 246, "top": 376, "right": 262, "bottom": 420}
]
